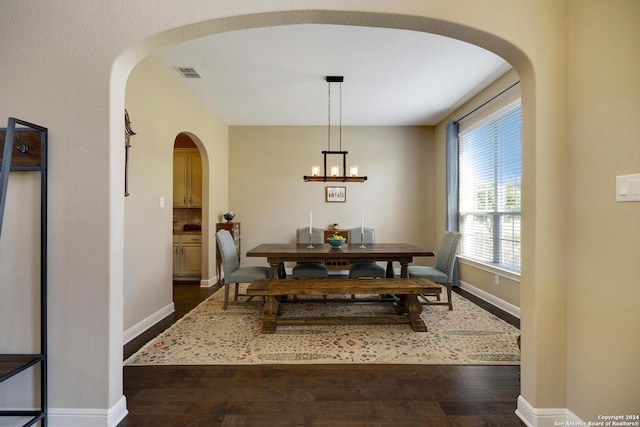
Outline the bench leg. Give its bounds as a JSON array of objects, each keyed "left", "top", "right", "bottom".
[
  {"left": 405, "top": 295, "right": 428, "bottom": 332},
  {"left": 393, "top": 295, "right": 407, "bottom": 315},
  {"left": 261, "top": 295, "right": 279, "bottom": 334}
]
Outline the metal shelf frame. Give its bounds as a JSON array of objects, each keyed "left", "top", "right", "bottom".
[{"left": 0, "top": 117, "right": 48, "bottom": 426}]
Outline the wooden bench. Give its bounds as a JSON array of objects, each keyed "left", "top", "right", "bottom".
[{"left": 246, "top": 278, "right": 441, "bottom": 334}]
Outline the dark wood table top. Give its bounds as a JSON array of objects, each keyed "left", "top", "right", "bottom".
[{"left": 246, "top": 243, "right": 434, "bottom": 261}]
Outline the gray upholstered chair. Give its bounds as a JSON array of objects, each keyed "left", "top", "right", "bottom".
[
  {"left": 407, "top": 230, "right": 461, "bottom": 310},
  {"left": 347, "top": 227, "right": 386, "bottom": 278},
  {"left": 292, "top": 227, "right": 328, "bottom": 279},
  {"left": 216, "top": 229, "right": 271, "bottom": 310}
]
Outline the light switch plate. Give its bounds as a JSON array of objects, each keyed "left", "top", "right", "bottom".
[{"left": 616, "top": 174, "right": 640, "bottom": 202}]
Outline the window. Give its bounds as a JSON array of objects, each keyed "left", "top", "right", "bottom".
[{"left": 458, "top": 103, "right": 521, "bottom": 272}]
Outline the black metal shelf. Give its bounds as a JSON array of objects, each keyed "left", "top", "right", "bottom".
[
  {"left": 0, "top": 409, "right": 46, "bottom": 427},
  {"left": 0, "top": 354, "right": 45, "bottom": 381},
  {"left": 0, "top": 118, "right": 48, "bottom": 427}
]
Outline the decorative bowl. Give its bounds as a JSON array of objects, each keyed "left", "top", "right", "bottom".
[
  {"left": 327, "top": 237, "right": 346, "bottom": 249},
  {"left": 223, "top": 211, "right": 235, "bottom": 222}
]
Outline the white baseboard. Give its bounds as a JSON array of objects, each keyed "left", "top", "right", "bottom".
[
  {"left": 458, "top": 280, "right": 520, "bottom": 318},
  {"left": 49, "top": 395, "right": 128, "bottom": 427},
  {"left": 123, "top": 302, "right": 174, "bottom": 344},
  {"left": 200, "top": 275, "right": 218, "bottom": 287},
  {"left": 516, "top": 395, "right": 583, "bottom": 427}
]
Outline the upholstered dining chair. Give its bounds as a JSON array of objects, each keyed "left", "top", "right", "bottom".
[
  {"left": 216, "top": 229, "right": 271, "bottom": 310},
  {"left": 407, "top": 230, "right": 461, "bottom": 310},
  {"left": 347, "top": 227, "right": 386, "bottom": 278},
  {"left": 292, "top": 227, "right": 329, "bottom": 279}
]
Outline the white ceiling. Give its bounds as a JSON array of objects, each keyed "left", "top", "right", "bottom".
[{"left": 156, "top": 24, "right": 511, "bottom": 126}]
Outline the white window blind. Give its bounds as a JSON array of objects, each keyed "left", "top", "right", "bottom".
[{"left": 458, "top": 103, "right": 521, "bottom": 271}]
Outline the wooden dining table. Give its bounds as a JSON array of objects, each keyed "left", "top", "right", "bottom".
[{"left": 246, "top": 243, "right": 435, "bottom": 279}]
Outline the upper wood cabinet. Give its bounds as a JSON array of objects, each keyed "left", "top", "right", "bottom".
[{"left": 173, "top": 149, "right": 202, "bottom": 208}]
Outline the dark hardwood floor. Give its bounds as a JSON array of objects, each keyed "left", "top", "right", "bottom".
[{"left": 119, "top": 281, "right": 524, "bottom": 426}]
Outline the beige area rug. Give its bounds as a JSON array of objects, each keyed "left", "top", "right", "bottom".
[{"left": 125, "top": 285, "right": 520, "bottom": 366}]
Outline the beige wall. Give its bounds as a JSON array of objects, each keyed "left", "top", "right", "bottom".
[
  {"left": 123, "top": 54, "right": 229, "bottom": 333},
  {"left": 566, "top": 1, "right": 640, "bottom": 419},
  {"left": 459, "top": 262, "right": 520, "bottom": 308},
  {"left": 229, "top": 126, "right": 435, "bottom": 268},
  {"left": 1, "top": 1, "right": 638, "bottom": 424}
]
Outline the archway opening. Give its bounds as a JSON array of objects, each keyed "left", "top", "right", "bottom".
[
  {"left": 116, "top": 10, "right": 533, "bottom": 423},
  {"left": 172, "top": 133, "right": 204, "bottom": 281}
]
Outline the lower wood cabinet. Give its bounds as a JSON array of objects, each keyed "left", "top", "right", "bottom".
[{"left": 173, "top": 234, "right": 202, "bottom": 278}]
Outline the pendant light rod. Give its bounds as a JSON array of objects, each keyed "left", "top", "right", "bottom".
[
  {"left": 326, "top": 76, "right": 343, "bottom": 151},
  {"left": 327, "top": 78, "right": 331, "bottom": 151},
  {"left": 339, "top": 79, "right": 342, "bottom": 151}
]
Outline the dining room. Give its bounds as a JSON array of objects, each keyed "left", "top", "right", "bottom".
[
  {"left": 120, "top": 32, "right": 526, "bottom": 424},
  {"left": 120, "top": 17, "right": 529, "bottom": 425},
  {"left": 123, "top": 31, "right": 522, "bottom": 350}
]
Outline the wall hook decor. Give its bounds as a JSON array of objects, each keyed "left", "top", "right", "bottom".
[
  {"left": 14, "top": 133, "right": 29, "bottom": 154},
  {"left": 124, "top": 109, "right": 137, "bottom": 196}
]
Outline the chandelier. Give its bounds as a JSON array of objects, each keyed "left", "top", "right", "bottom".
[{"left": 303, "top": 76, "right": 367, "bottom": 183}]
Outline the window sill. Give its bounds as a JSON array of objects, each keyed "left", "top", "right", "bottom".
[{"left": 457, "top": 256, "right": 521, "bottom": 283}]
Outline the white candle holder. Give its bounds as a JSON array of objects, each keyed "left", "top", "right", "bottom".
[
  {"left": 359, "top": 230, "right": 366, "bottom": 249},
  {"left": 307, "top": 230, "right": 314, "bottom": 249}
]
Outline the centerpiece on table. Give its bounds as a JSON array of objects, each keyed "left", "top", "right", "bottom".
[{"left": 327, "top": 232, "right": 346, "bottom": 249}]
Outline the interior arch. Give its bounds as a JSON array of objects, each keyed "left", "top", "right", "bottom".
[
  {"left": 114, "top": 7, "right": 533, "bottom": 416},
  {"left": 173, "top": 131, "right": 210, "bottom": 282}
]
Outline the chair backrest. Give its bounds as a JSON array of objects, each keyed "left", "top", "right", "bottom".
[
  {"left": 216, "top": 229, "right": 239, "bottom": 275},
  {"left": 435, "top": 231, "right": 461, "bottom": 281},
  {"left": 348, "top": 227, "right": 376, "bottom": 244},
  {"left": 296, "top": 227, "right": 324, "bottom": 244}
]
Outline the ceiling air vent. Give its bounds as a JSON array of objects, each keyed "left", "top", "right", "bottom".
[{"left": 174, "top": 66, "right": 202, "bottom": 79}]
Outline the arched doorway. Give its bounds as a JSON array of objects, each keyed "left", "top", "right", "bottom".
[
  {"left": 115, "top": 9, "right": 539, "bottom": 427},
  {"left": 172, "top": 133, "right": 204, "bottom": 281}
]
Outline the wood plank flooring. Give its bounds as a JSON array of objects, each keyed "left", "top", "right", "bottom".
[{"left": 119, "top": 281, "right": 524, "bottom": 426}]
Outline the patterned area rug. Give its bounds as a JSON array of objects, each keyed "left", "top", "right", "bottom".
[{"left": 125, "top": 285, "right": 520, "bottom": 365}]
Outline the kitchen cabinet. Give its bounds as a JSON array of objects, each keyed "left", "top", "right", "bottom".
[
  {"left": 172, "top": 234, "right": 180, "bottom": 275},
  {"left": 173, "top": 234, "right": 202, "bottom": 278},
  {"left": 173, "top": 149, "right": 202, "bottom": 208}
]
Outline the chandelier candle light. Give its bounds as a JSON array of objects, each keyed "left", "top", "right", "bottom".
[{"left": 304, "top": 76, "right": 367, "bottom": 183}]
